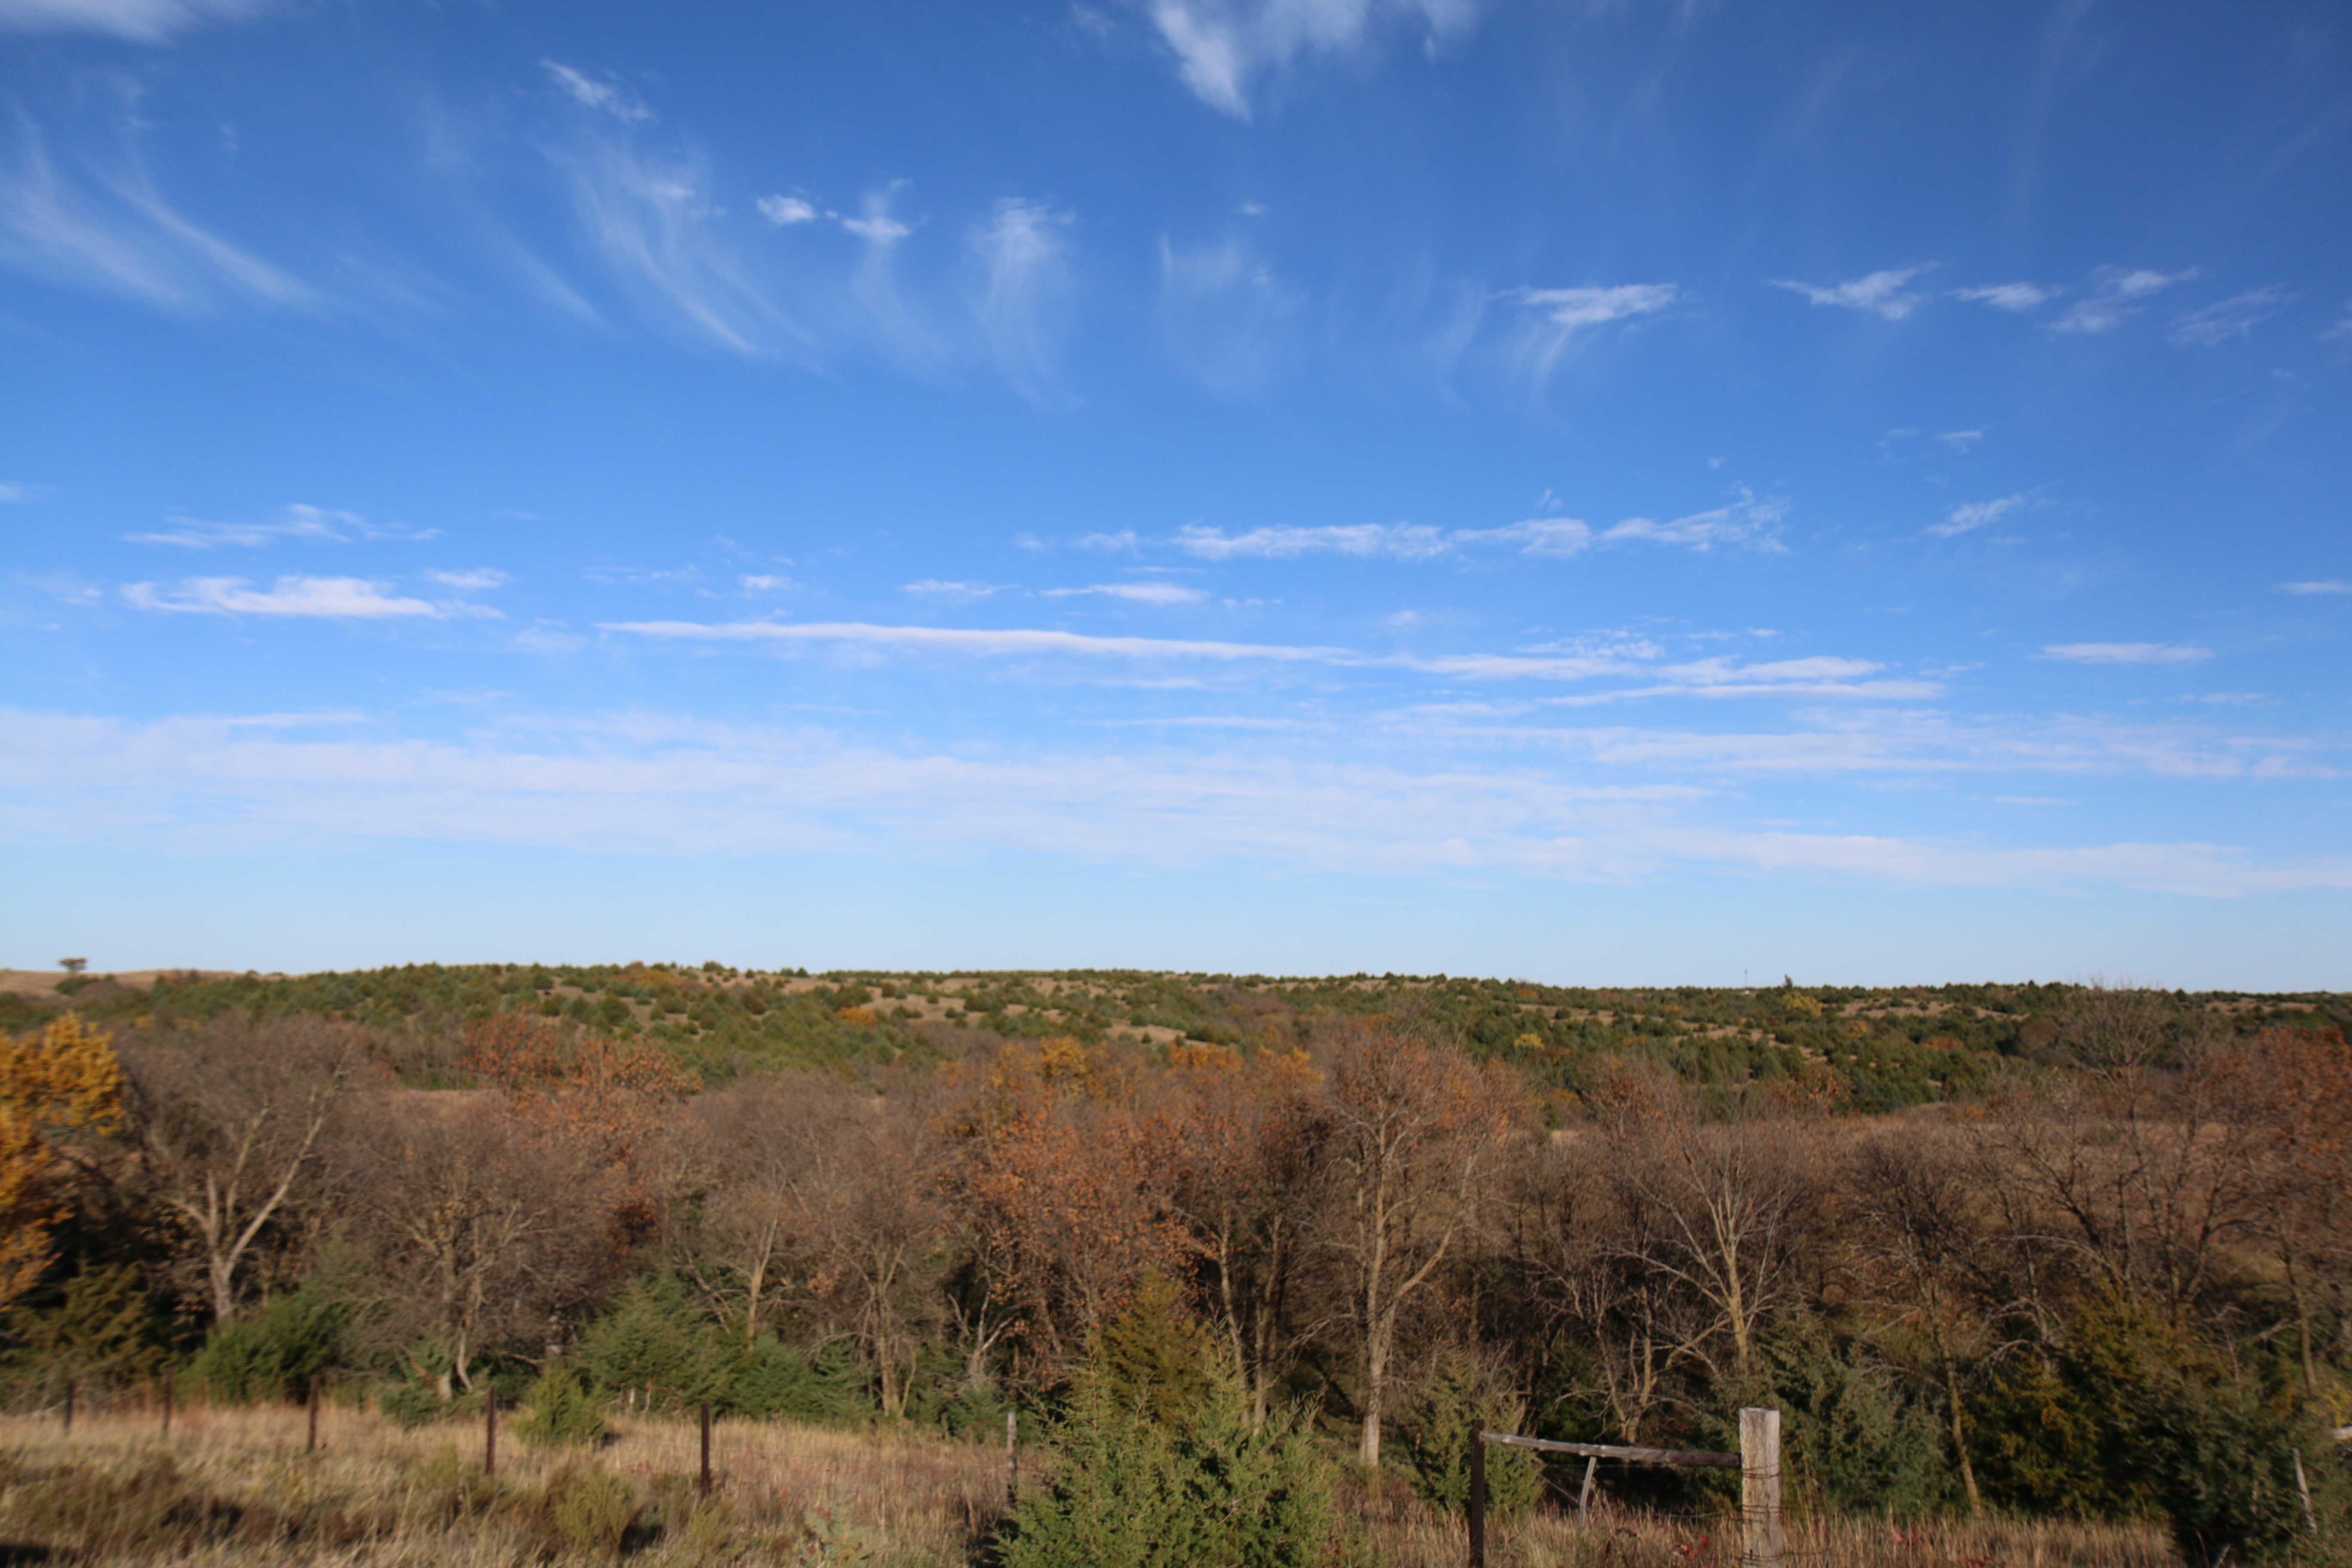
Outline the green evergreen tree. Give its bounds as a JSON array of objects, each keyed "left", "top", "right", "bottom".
[
  {"left": 1084, "top": 1272, "right": 1217, "bottom": 1427},
  {"left": 581, "top": 1276, "right": 728, "bottom": 1412},
  {"left": 1000, "top": 1363, "right": 1336, "bottom": 1568},
  {"left": 1400, "top": 1352, "right": 1543, "bottom": 1521},
  {"left": 186, "top": 1282, "right": 349, "bottom": 1403},
  {"left": 517, "top": 1362, "right": 609, "bottom": 1448}
]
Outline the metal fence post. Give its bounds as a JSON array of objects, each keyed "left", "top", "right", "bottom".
[{"left": 1740, "top": 1407, "right": 1784, "bottom": 1568}]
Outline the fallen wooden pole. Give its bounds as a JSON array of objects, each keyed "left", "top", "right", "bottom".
[{"left": 1481, "top": 1432, "right": 1739, "bottom": 1469}]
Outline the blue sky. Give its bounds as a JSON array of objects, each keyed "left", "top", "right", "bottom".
[{"left": 3, "top": 0, "right": 2347, "bottom": 987}]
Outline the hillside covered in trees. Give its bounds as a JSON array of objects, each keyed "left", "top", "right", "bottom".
[{"left": 3, "top": 964, "right": 2348, "bottom": 1564}]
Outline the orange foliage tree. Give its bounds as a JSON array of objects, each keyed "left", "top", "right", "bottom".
[
  {"left": 0, "top": 1014, "right": 124, "bottom": 1311},
  {"left": 940, "top": 1036, "right": 1194, "bottom": 1376}
]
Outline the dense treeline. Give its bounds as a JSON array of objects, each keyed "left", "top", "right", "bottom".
[{"left": 3, "top": 965, "right": 2348, "bottom": 1564}]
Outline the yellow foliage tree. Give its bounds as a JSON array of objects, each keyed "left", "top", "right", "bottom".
[{"left": 0, "top": 1013, "right": 125, "bottom": 1311}]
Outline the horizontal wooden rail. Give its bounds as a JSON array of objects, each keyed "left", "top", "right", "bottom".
[{"left": 1478, "top": 1431, "right": 1740, "bottom": 1469}]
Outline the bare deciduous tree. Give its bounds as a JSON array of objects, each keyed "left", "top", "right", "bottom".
[
  {"left": 1317, "top": 1023, "right": 1525, "bottom": 1467},
  {"left": 343, "top": 1092, "right": 609, "bottom": 1394},
  {"left": 118, "top": 1018, "right": 360, "bottom": 1324}
]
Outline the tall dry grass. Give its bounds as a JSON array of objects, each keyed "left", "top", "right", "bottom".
[
  {"left": 0, "top": 1399, "right": 2184, "bottom": 1567},
  {"left": 1358, "top": 1491, "right": 2179, "bottom": 1567},
  {"left": 0, "top": 1397, "right": 1014, "bottom": 1565}
]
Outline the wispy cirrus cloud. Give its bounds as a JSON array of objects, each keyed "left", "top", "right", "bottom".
[
  {"left": 1770, "top": 266, "right": 1930, "bottom": 320},
  {"left": 755, "top": 195, "right": 817, "bottom": 227},
  {"left": 544, "top": 128, "right": 805, "bottom": 357},
  {"left": 121, "top": 575, "right": 469, "bottom": 619},
  {"left": 1142, "top": 0, "right": 1476, "bottom": 120},
  {"left": 1929, "top": 493, "right": 2028, "bottom": 538},
  {"left": 606, "top": 617, "right": 1348, "bottom": 664},
  {"left": 2170, "top": 286, "right": 2290, "bottom": 347},
  {"left": 123, "top": 503, "right": 407, "bottom": 549},
  {"left": 1158, "top": 234, "right": 1299, "bottom": 396},
  {"left": 0, "top": 0, "right": 267, "bottom": 42},
  {"left": 2043, "top": 642, "right": 2211, "bottom": 665},
  {"left": 2052, "top": 266, "right": 2195, "bottom": 334},
  {"left": 1170, "top": 492, "right": 1786, "bottom": 563},
  {"left": 1500, "top": 283, "right": 1677, "bottom": 383},
  {"left": 1043, "top": 582, "right": 1210, "bottom": 605},
  {"left": 541, "top": 61, "right": 652, "bottom": 124},
  {"left": 423, "top": 568, "right": 510, "bottom": 591},
  {"left": 2278, "top": 580, "right": 2348, "bottom": 596},
  {"left": 1175, "top": 522, "right": 1451, "bottom": 560},
  {"left": 1951, "top": 282, "right": 2056, "bottom": 312},
  {"left": 0, "top": 114, "right": 313, "bottom": 312},
  {"left": 1596, "top": 492, "right": 1788, "bottom": 552},
  {"left": 969, "top": 198, "right": 1075, "bottom": 398},
  {"left": 11, "top": 707, "right": 2342, "bottom": 896}
]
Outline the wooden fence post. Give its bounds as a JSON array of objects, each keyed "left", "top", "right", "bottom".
[
  {"left": 62, "top": 1378, "right": 74, "bottom": 1438},
  {"left": 1577, "top": 1455, "right": 1597, "bottom": 1521},
  {"left": 1740, "top": 1407, "right": 1783, "bottom": 1568},
  {"left": 1468, "top": 1422, "right": 1486, "bottom": 1568},
  {"left": 1007, "top": 1410, "right": 1019, "bottom": 1508},
  {"left": 699, "top": 1401, "right": 713, "bottom": 1495},
  {"left": 307, "top": 1375, "right": 322, "bottom": 1453},
  {"left": 484, "top": 1388, "right": 498, "bottom": 1477},
  {"left": 161, "top": 1371, "right": 174, "bottom": 1441}
]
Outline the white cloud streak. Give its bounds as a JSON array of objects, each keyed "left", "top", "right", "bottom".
[
  {"left": 2170, "top": 286, "right": 2290, "bottom": 348},
  {"left": 0, "top": 116, "right": 312, "bottom": 312},
  {"left": 1502, "top": 282, "right": 1678, "bottom": 383},
  {"left": 969, "top": 198, "right": 1074, "bottom": 398},
  {"left": 605, "top": 618, "right": 1348, "bottom": 663},
  {"left": 1175, "top": 522, "right": 1452, "bottom": 560},
  {"left": 1950, "top": 282, "right": 2055, "bottom": 311},
  {"left": 1172, "top": 492, "right": 1786, "bottom": 563},
  {"left": 1770, "top": 267, "right": 1929, "bottom": 320},
  {"left": 1043, "top": 582, "right": 1210, "bottom": 605},
  {"left": 2042, "top": 642, "right": 2212, "bottom": 666},
  {"left": 1929, "top": 493, "right": 2027, "bottom": 538},
  {"left": 2052, "top": 267, "right": 2195, "bottom": 334},
  {"left": 121, "top": 576, "right": 459, "bottom": 619},
  {"left": 756, "top": 195, "right": 816, "bottom": 226},
  {"left": 542, "top": 61, "right": 652, "bottom": 124},
  {"left": 0, "top": 0, "right": 264, "bottom": 42},
  {"left": 8, "top": 708, "right": 2342, "bottom": 897},
  {"left": 1143, "top": 0, "right": 1475, "bottom": 119},
  {"left": 2279, "top": 580, "right": 2349, "bottom": 596}
]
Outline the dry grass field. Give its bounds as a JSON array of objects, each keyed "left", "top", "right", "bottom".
[{"left": 0, "top": 1399, "right": 2187, "bottom": 1567}]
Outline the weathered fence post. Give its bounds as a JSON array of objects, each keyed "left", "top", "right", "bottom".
[
  {"left": 62, "top": 1378, "right": 74, "bottom": 1438},
  {"left": 1740, "top": 1407, "right": 1784, "bottom": 1568},
  {"left": 1577, "top": 1454, "right": 1597, "bottom": 1521},
  {"left": 699, "top": 1401, "right": 713, "bottom": 1495},
  {"left": 1468, "top": 1421, "right": 1486, "bottom": 1568},
  {"left": 307, "top": 1375, "right": 322, "bottom": 1453},
  {"left": 1006, "top": 1409, "right": 1019, "bottom": 1507},
  {"left": 484, "top": 1387, "right": 498, "bottom": 1477},
  {"left": 161, "top": 1371, "right": 174, "bottom": 1441}
]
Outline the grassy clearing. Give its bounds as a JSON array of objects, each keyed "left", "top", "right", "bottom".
[{"left": 0, "top": 1403, "right": 2182, "bottom": 1566}]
